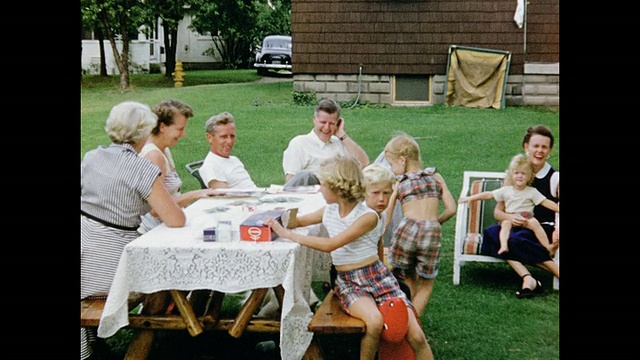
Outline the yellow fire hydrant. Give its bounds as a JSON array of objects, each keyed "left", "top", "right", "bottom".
[{"left": 172, "top": 60, "right": 185, "bottom": 88}]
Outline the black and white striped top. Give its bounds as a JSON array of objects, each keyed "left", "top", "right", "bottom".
[{"left": 81, "top": 143, "right": 160, "bottom": 228}]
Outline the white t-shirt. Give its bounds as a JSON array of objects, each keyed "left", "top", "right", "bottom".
[
  {"left": 282, "top": 130, "right": 347, "bottom": 176},
  {"left": 492, "top": 186, "right": 547, "bottom": 214},
  {"left": 199, "top": 151, "right": 257, "bottom": 189}
]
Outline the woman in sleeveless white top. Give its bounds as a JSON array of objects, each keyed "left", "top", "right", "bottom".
[
  {"left": 138, "top": 100, "right": 214, "bottom": 234},
  {"left": 138, "top": 143, "right": 184, "bottom": 232}
]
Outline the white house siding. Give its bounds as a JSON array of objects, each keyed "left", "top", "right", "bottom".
[
  {"left": 81, "top": 15, "right": 221, "bottom": 75},
  {"left": 175, "top": 15, "right": 221, "bottom": 64},
  {"left": 81, "top": 40, "right": 155, "bottom": 75}
]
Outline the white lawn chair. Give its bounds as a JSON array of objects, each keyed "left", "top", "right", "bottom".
[{"left": 453, "top": 171, "right": 559, "bottom": 290}]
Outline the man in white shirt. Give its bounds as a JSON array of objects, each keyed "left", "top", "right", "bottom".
[
  {"left": 282, "top": 99, "right": 370, "bottom": 187},
  {"left": 199, "top": 112, "right": 258, "bottom": 189}
]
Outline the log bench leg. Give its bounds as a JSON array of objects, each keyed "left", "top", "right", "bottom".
[
  {"left": 125, "top": 290, "right": 172, "bottom": 359},
  {"left": 201, "top": 291, "right": 226, "bottom": 327},
  {"left": 228, "top": 288, "right": 268, "bottom": 338},
  {"left": 124, "top": 330, "right": 155, "bottom": 360},
  {"left": 124, "top": 290, "right": 204, "bottom": 359},
  {"left": 188, "top": 289, "right": 214, "bottom": 317},
  {"left": 302, "top": 336, "right": 324, "bottom": 360},
  {"left": 273, "top": 284, "right": 285, "bottom": 310},
  {"left": 170, "top": 290, "right": 203, "bottom": 336},
  {"left": 141, "top": 291, "right": 172, "bottom": 315}
]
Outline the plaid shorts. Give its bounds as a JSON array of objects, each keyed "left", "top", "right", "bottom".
[
  {"left": 388, "top": 217, "right": 442, "bottom": 279},
  {"left": 334, "top": 260, "right": 412, "bottom": 313}
]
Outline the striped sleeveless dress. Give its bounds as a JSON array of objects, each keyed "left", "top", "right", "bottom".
[{"left": 80, "top": 143, "right": 160, "bottom": 359}]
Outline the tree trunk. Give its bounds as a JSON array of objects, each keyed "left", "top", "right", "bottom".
[
  {"left": 96, "top": 27, "right": 108, "bottom": 76},
  {"left": 170, "top": 28, "right": 178, "bottom": 70},
  {"left": 118, "top": 34, "right": 131, "bottom": 91},
  {"left": 163, "top": 22, "right": 175, "bottom": 78},
  {"left": 99, "top": 10, "right": 130, "bottom": 91}
]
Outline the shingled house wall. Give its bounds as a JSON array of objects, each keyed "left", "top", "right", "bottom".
[{"left": 290, "top": 0, "right": 559, "bottom": 108}]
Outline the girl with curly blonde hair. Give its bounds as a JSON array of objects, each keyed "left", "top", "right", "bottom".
[{"left": 265, "top": 154, "right": 432, "bottom": 360}]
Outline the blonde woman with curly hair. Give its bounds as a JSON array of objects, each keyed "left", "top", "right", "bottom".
[{"left": 265, "top": 154, "right": 431, "bottom": 360}]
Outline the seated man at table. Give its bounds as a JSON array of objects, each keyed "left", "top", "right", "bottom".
[
  {"left": 282, "top": 98, "right": 369, "bottom": 187},
  {"left": 199, "top": 111, "right": 258, "bottom": 190}
]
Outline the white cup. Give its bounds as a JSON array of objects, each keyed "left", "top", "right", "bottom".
[{"left": 217, "top": 220, "right": 232, "bottom": 242}]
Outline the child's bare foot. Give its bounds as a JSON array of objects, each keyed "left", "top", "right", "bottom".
[{"left": 498, "top": 246, "right": 509, "bottom": 255}]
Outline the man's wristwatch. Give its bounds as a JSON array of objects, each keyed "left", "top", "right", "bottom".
[{"left": 339, "top": 134, "right": 349, "bottom": 141}]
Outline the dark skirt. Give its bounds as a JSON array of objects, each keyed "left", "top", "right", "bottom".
[{"left": 480, "top": 223, "right": 554, "bottom": 265}]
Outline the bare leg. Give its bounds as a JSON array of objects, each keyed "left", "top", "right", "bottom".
[
  {"left": 405, "top": 307, "right": 433, "bottom": 360},
  {"left": 401, "top": 268, "right": 418, "bottom": 302},
  {"left": 406, "top": 276, "right": 435, "bottom": 316},
  {"left": 535, "top": 260, "right": 560, "bottom": 279},
  {"left": 498, "top": 220, "right": 512, "bottom": 254},
  {"left": 525, "top": 218, "right": 555, "bottom": 256},
  {"left": 348, "top": 296, "right": 384, "bottom": 360},
  {"left": 506, "top": 260, "right": 538, "bottom": 292},
  {"left": 547, "top": 240, "right": 560, "bottom": 257}
]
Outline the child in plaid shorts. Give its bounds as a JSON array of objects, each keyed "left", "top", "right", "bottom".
[
  {"left": 383, "top": 132, "right": 457, "bottom": 317},
  {"left": 265, "top": 154, "right": 432, "bottom": 360}
]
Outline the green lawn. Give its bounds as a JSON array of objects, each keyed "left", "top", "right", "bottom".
[{"left": 81, "top": 71, "right": 559, "bottom": 359}]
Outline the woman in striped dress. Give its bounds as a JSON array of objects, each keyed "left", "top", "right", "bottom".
[
  {"left": 138, "top": 99, "right": 215, "bottom": 234},
  {"left": 80, "top": 101, "right": 186, "bottom": 360}
]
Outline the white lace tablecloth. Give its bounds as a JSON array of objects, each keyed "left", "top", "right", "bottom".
[{"left": 97, "top": 192, "right": 331, "bottom": 360}]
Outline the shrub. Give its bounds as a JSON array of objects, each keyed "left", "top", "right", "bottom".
[
  {"left": 292, "top": 90, "right": 317, "bottom": 106},
  {"left": 149, "top": 63, "right": 161, "bottom": 74}
]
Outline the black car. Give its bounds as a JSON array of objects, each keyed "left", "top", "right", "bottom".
[{"left": 253, "top": 35, "right": 292, "bottom": 75}]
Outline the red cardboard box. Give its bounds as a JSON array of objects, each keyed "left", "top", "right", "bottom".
[{"left": 240, "top": 210, "right": 285, "bottom": 242}]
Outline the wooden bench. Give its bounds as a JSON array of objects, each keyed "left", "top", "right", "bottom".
[
  {"left": 453, "top": 171, "right": 559, "bottom": 290},
  {"left": 304, "top": 289, "right": 365, "bottom": 360},
  {"left": 81, "top": 289, "right": 283, "bottom": 360},
  {"left": 84, "top": 289, "right": 363, "bottom": 359}
]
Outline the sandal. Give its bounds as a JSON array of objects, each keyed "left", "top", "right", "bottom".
[{"left": 516, "top": 274, "right": 544, "bottom": 299}]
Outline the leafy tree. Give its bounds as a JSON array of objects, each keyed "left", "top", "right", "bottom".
[
  {"left": 81, "top": 3, "right": 109, "bottom": 76},
  {"left": 82, "top": 0, "right": 293, "bottom": 85},
  {"left": 256, "top": 0, "right": 290, "bottom": 38},
  {"left": 190, "top": 0, "right": 263, "bottom": 69},
  {"left": 143, "top": 0, "right": 193, "bottom": 78},
  {"left": 81, "top": 0, "right": 147, "bottom": 90}
]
